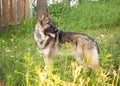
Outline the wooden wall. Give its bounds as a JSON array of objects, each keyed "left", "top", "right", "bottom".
[{"left": 0, "top": 0, "right": 30, "bottom": 29}]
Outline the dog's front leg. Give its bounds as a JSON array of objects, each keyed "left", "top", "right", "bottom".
[
  {"left": 40, "top": 48, "right": 50, "bottom": 65},
  {"left": 40, "top": 38, "right": 55, "bottom": 65},
  {"left": 44, "top": 56, "right": 53, "bottom": 66},
  {"left": 40, "top": 48, "right": 53, "bottom": 65}
]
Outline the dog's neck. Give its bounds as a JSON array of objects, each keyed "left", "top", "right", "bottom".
[{"left": 57, "top": 30, "right": 61, "bottom": 35}]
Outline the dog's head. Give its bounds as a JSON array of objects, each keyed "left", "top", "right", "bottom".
[{"left": 35, "top": 14, "right": 58, "bottom": 38}]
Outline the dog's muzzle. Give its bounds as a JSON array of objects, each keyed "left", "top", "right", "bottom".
[{"left": 47, "top": 32, "right": 56, "bottom": 38}]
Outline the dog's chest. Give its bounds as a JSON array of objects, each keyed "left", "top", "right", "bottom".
[{"left": 34, "top": 29, "right": 49, "bottom": 49}]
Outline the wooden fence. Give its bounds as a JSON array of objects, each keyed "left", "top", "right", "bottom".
[{"left": 0, "top": 0, "right": 31, "bottom": 30}]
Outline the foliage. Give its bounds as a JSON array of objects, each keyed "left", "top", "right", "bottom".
[{"left": 48, "top": 1, "right": 120, "bottom": 30}]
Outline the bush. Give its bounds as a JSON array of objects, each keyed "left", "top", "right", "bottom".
[{"left": 48, "top": 2, "right": 120, "bottom": 30}]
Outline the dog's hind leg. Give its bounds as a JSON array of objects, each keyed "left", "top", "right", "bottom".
[
  {"left": 86, "top": 47, "right": 99, "bottom": 69},
  {"left": 75, "top": 46, "right": 84, "bottom": 65}
]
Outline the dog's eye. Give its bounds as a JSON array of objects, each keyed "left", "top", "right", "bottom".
[
  {"left": 54, "top": 28, "right": 58, "bottom": 32},
  {"left": 55, "top": 28, "right": 57, "bottom": 30},
  {"left": 40, "top": 41, "right": 43, "bottom": 44}
]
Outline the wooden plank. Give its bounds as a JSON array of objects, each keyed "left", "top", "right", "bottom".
[
  {"left": 25, "top": 0, "right": 30, "bottom": 19},
  {"left": 16, "top": 0, "right": 20, "bottom": 24},
  {"left": 10, "top": 0, "right": 16, "bottom": 25},
  {"left": 19, "top": 0, "right": 25, "bottom": 22},
  {"left": 0, "top": 0, "right": 2, "bottom": 30},
  {"left": 2, "top": 0, "right": 9, "bottom": 28}
]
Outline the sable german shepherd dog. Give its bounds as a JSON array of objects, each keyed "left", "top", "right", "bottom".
[{"left": 34, "top": 15, "right": 99, "bottom": 69}]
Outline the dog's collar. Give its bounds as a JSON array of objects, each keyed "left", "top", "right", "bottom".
[{"left": 57, "top": 30, "right": 61, "bottom": 35}]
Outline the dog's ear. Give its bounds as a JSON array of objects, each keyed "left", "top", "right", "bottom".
[
  {"left": 42, "top": 15, "right": 51, "bottom": 26},
  {"left": 43, "top": 13, "right": 51, "bottom": 24},
  {"left": 46, "top": 14, "right": 49, "bottom": 17},
  {"left": 38, "top": 11, "right": 45, "bottom": 20},
  {"left": 39, "top": 14, "right": 50, "bottom": 24},
  {"left": 37, "top": 17, "right": 42, "bottom": 25},
  {"left": 44, "top": 17, "right": 50, "bottom": 24},
  {"left": 35, "top": 18, "right": 41, "bottom": 30},
  {"left": 41, "top": 14, "right": 45, "bottom": 20}
]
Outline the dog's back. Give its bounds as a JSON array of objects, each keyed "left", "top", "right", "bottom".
[{"left": 57, "top": 31, "right": 99, "bottom": 68}]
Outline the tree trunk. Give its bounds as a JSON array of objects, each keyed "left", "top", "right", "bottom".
[
  {"left": 36, "top": 0, "right": 47, "bottom": 19},
  {"left": 0, "top": 0, "right": 2, "bottom": 30}
]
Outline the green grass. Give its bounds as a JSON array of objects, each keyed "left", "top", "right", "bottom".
[
  {"left": 0, "top": 1, "right": 120, "bottom": 86},
  {"left": 0, "top": 19, "right": 120, "bottom": 86},
  {"left": 49, "top": 2, "right": 120, "bottom": 30}
]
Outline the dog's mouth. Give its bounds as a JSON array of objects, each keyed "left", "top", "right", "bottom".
[{"left": 46, "top": 32, "right": 56, "bottom": 38}]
